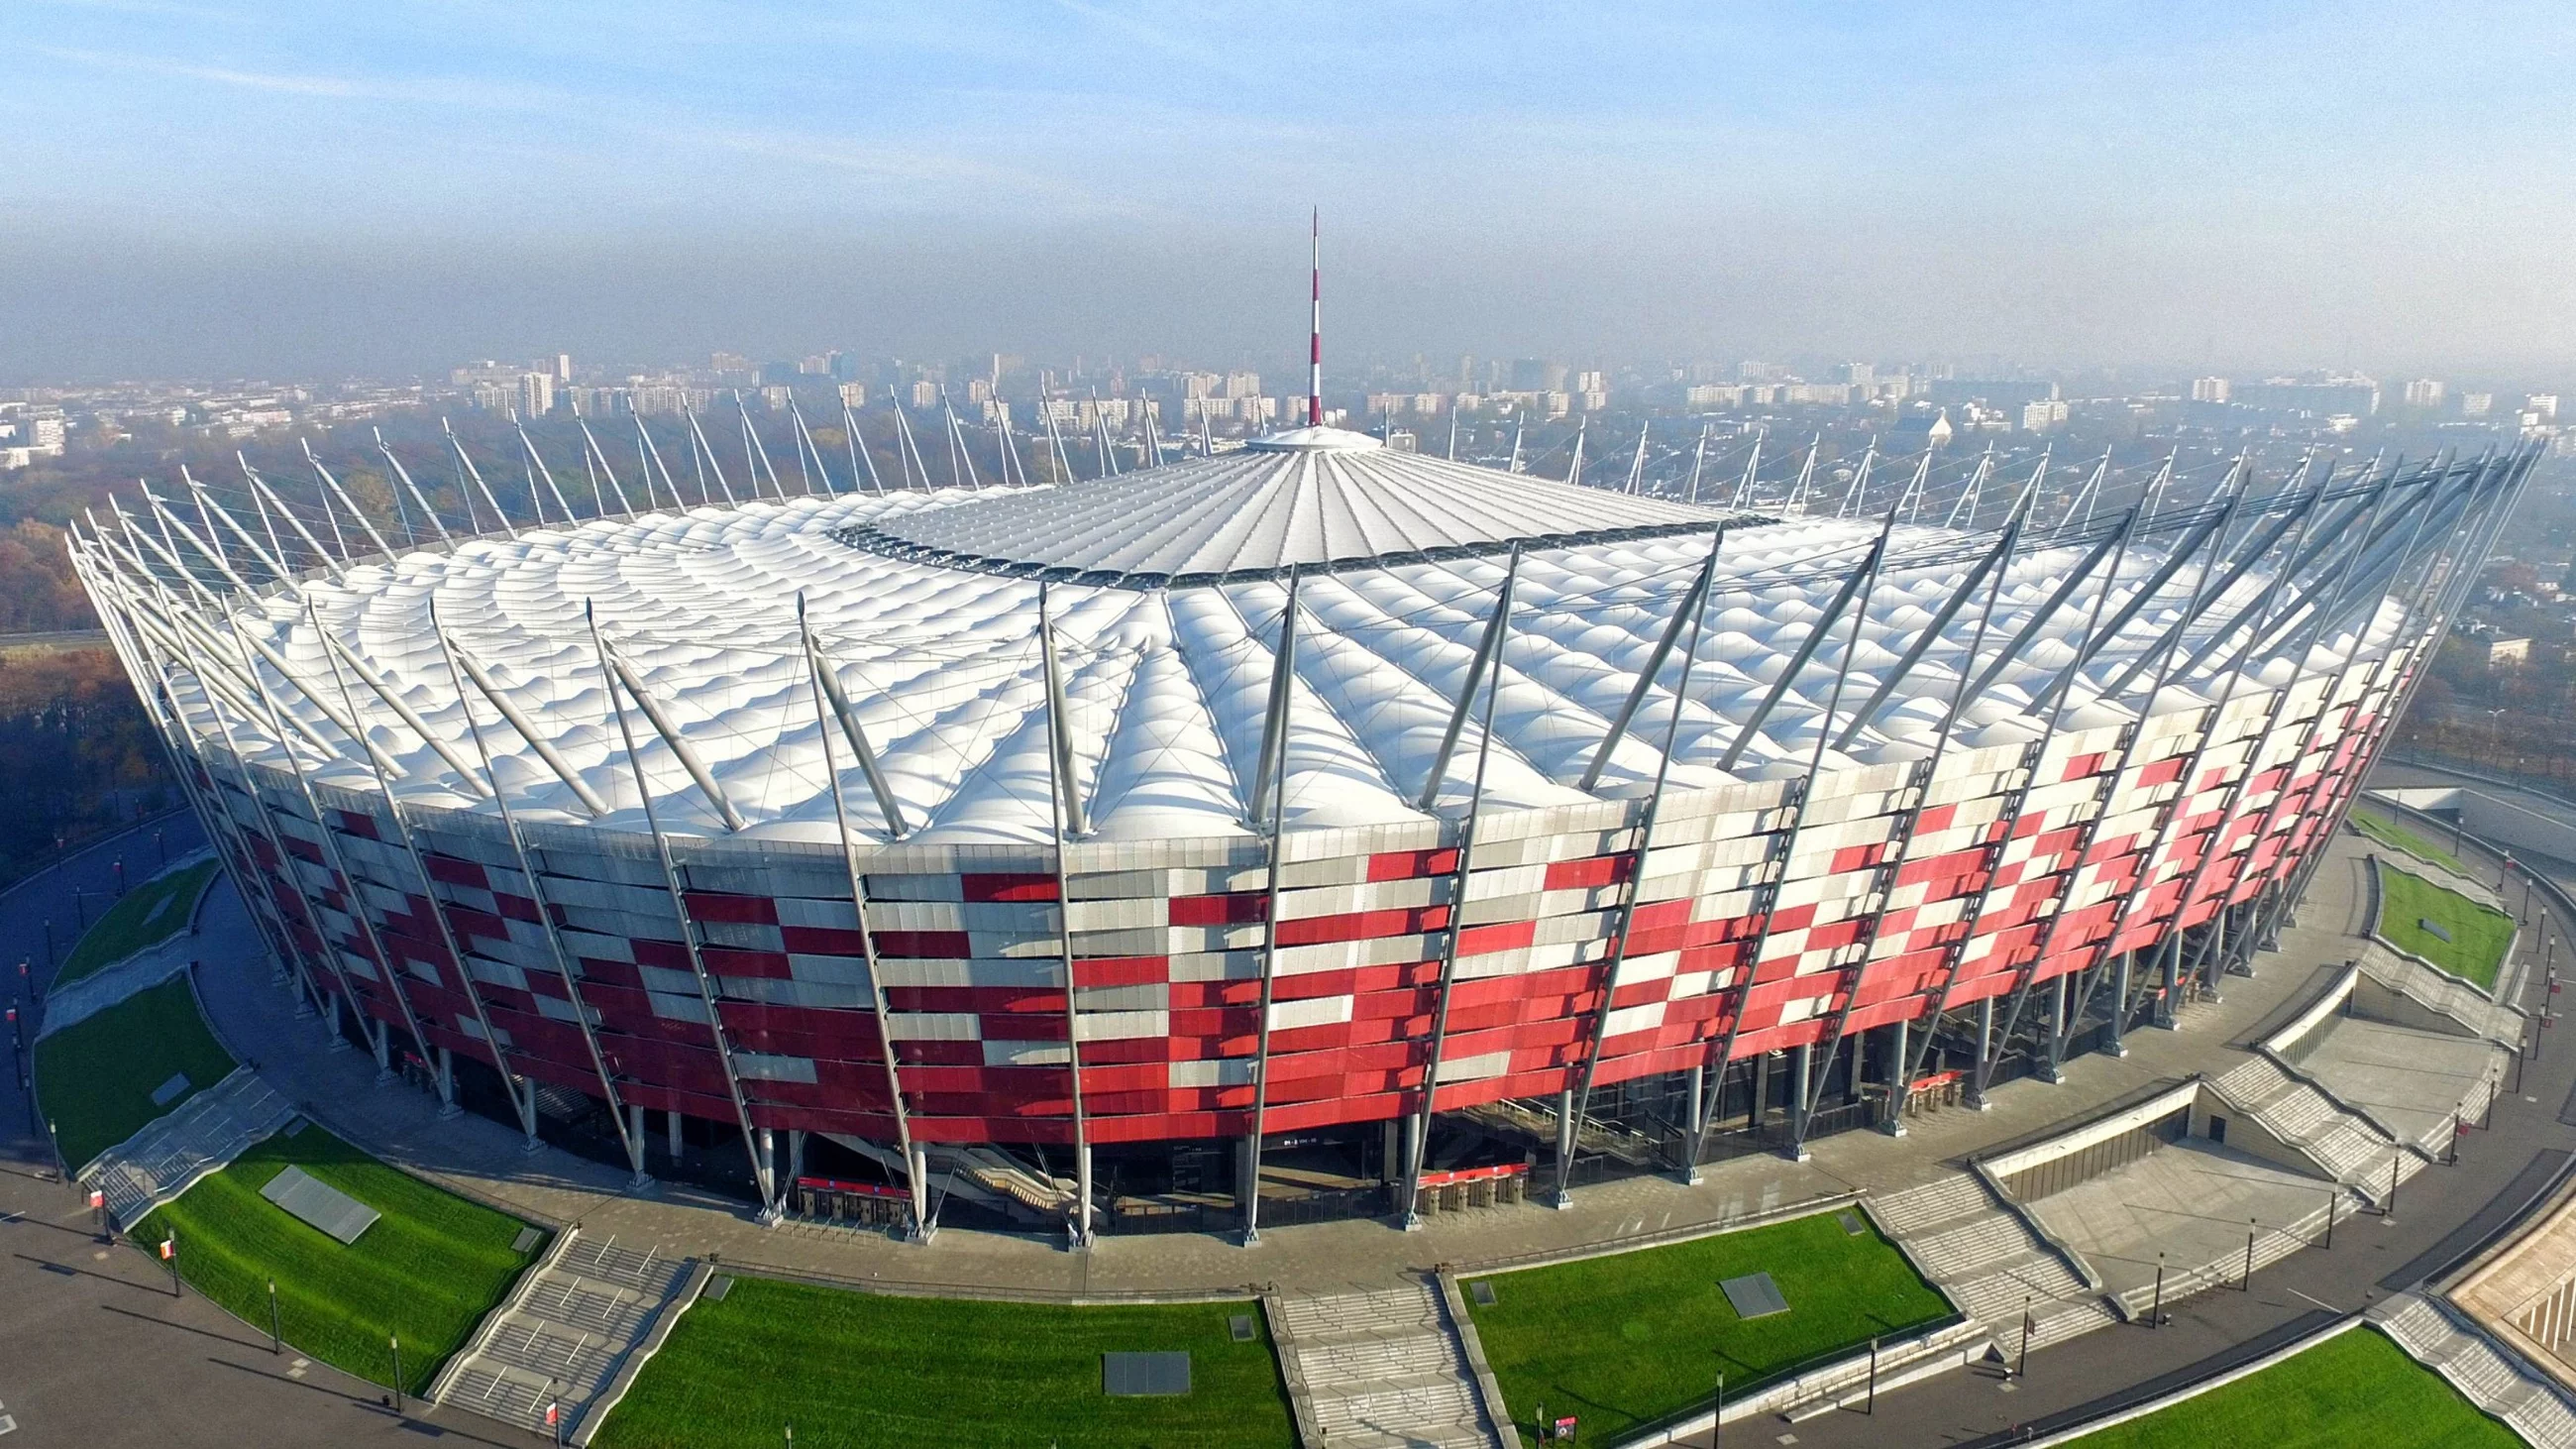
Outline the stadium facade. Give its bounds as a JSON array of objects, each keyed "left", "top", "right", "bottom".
[{"left": 66, "top": 418, "right": 2530, "bottom": 1243}]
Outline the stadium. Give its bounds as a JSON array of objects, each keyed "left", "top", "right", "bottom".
[{"left": 63, "top": 400, "right": 2528, "bottom": 1247}]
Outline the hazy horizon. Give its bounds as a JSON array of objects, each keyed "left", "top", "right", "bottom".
[{"left": 5, "top": 1, "right": 2572, "bottom": 384}]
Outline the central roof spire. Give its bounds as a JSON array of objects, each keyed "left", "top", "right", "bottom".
[{"left": 1308, "top": 209, "right": 1323, "bottom": 428}]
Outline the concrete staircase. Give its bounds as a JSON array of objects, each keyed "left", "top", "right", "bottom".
[
  {"left": 1872, "top": 1172, "right": 2115, "bottom": 1346},
  {"left": 2207, "top": 1056, "right": 2424, "bottom": 1197},
  {"left": 433, "top": 1231, "right": 696, "bottom": 1442},
  {"left": 86, "top": 1065, "right": 298, "bottom": 1227},
  {"left": 1272, "top": 1280, "right": 1498, "bottom": 1449},
  {"left": 2370, "top": 1292, "right": 2576, "bottom": 1449}
]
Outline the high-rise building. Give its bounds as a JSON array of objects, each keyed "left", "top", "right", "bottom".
[
  {"left": 519, "top": 372, "right": 556, "bottom": 417},
  {"left": 2462, "top": 392, "right": 2494, "bottom": 417},
  {"left": 2190, "top": 377, "right": 2231, "bottom": 403},
  {"left": 2404, "top": 379, "right": 2446, "bottom": 408}
]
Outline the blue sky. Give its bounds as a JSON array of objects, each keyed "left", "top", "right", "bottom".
[{"left": 4, "top": 1, "right": 2571, "bottom": 378}]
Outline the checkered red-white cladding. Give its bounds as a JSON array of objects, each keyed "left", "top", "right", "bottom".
[{"left": 200, "top": 641, "right": 2411, "bottom": 1147}]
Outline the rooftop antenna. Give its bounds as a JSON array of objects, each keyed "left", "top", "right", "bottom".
[{"left": 1307, "top": 208, "right": 1324, "bottom": 428}]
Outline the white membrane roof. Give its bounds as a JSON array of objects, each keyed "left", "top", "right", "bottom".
[
  {"left": 162, "top": 449, "right": 2390, "bottom": 848},
  {"left": 846, "top": 427, "right": 1717, "bottom": 586}
]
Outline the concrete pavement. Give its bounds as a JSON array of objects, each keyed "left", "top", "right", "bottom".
[{"left": 0, "top": 813, "right": 550, "bottom": 1449}]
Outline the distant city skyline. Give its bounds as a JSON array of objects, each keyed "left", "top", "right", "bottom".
[{"left": 4, "top": 2, "right": 2572, "bottom": 380}]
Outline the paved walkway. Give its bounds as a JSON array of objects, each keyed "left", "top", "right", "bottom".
[
  {"left": 1, "top": 814, "right": 549, "bottom": 1449},
  {"left": 87, "top": 1060, "right": 300, "bottom": 1223}
]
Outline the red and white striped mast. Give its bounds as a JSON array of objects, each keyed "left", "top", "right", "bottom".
[{"left": 1307, "top": 208, "right": 1323, "bottom": 428}]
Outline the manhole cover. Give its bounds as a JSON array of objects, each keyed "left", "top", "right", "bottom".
[
  {"left": 1230, "top": 1314, "right": 1255, "bottom": 1342},
  {"left": 1469, "top": 1281, "right": 1497, "bottom": 1307},
  {"left": 1837, "top": 1210, "right": 1866, "bottom": 1236}
]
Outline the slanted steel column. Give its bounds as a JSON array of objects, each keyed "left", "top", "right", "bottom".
[
  {"left": 1402, "top": 562, "right": 1517, "bottom": 1228},
  {"left": 304, "top": 441, "right": 397, "bottom": 560},
  {"left": 161, "top": 595, "right": 368, "bottom": 1030},
  {"left": 437, "top": 633, "right": 609, "bottom": 816},
  {"left": 1242, "top": 567, "right": 1302, "bottom": 1246},
  {"left": 78, "top": 547, "right": 318, "bottom": 1014},
  {"left": 314, "top": 601, "right": 541, "bottom": 1140},
  {"left": 1715, "top": 530, "right": 1886, "bottom": 773},
  {"left": 2133, "top": 484, "right": 2330, "bottom": 1026},
  {"left": 2171, "top": 473, "right": 2402, "bottom": 994},
  {"left": 2249, "top": 462, "right": 2490, "bottom": 942},
  {"left": 443, "top": 418, "right": 518, "bottom": 538},
  {"left": 1418, "top": 548, "right": 1525, "bottom": 812},
  {"left": 1556, "top": 528, "right": 1724, "bottom": 1202},
  {"left": 590, "top": 602, "right": 777, "bottom": 1217},
  {"left": 375, "top": 428, "right": 455, "bottom": 546},
  {"left": 231, "top": 603, "right": 441, "bottom": 1090},
  {"left": 1579, "top": 531, "right": 1723, "bottom": 792},
  {"left": 1961, "top": 511, "right": 2143, "bottom": 1092},
  {"left": 804, "top": 631, "right": 910, "bottom": 837},
  {"left": 798, "top": 594, "right": 926, "bottom": 1235},
  {"left": 598, "top": 642, "right": 747, "bottom": 832},
  {"left": 421, "top": 605, "right": 642, "bottom": 1171},
  {"left": 1888, "top": 515, "right": 2034, "bottom": 1100},
  {"left": 1037, "top": 585, "right": 1096, "bottom": 1248},
  {"left": 1686, "top": 536, "right": 1891, "bottom": 1167},
  {"left": 1833, "top": 520, "right": 2021, "bottom": 750},
  {"left": 577, "top": 418, "right": 636, "bottom": 515}
]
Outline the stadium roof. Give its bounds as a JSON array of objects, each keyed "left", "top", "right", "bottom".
[{"left": 843, "top": 426, "right": 1720, "bottom": 587}]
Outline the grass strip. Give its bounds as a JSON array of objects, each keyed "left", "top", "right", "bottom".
[
  {"left": 1464, "top": 1209, "right": 1954, "bottom": 1446},
  {"left": 135, "top": 1124, "right": 542, "bottom": 1396},
  {"left": 594, "top": 1276, "right": 1296, "bottom": 1449},
  {"left": 54, "top": 857, "right": 222, "bottom": 989},
  {"left": 32, "top": 973, "right": 238, "bottom": 1170},
  {"left": 2069, "top": 1324, "right": 2518, "bottom": 1447},
  {"left": 2376, "top": 861, "right": 2515, "bottom": 988},
  {"left": 2350, "top": 810, "right": 2469, "bottom": 876}
]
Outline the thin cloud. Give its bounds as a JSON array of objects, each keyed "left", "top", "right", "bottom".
[{"left": 33, "top": 45, "right": 560, "bottom": 109}]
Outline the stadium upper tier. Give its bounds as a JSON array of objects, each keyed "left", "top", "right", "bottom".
[{"left": 96, "top": 430, "right": 2402, "bottom": 848}]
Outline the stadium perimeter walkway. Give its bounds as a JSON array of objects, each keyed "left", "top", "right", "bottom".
[{"left": 191, "top": 835, "right": 2389, "bottom": 1301}]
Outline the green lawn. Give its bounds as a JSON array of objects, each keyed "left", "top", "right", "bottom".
[
  {"left": 2350, "top": 811, "right": 2470, "bottom": 876},
  {"left": 2377, "top": 861, "right": 2516, "bottom": 988},
  {"left": 593, "top": 1277, "right": 1296, "bottom": 1449},
  {"left": 54, "top": 857, "right": 222, "bottom": 989},
  {"left": 1464, "top": 1210, "right": 1955, "bottom": 1447},
  {"left": 134, "top": 1124, "right": 543, "bottom": 1396},
  {"left": 2069, "top": 1324, "right": 2517, "bottom": 1448},
  {"left": 32, "top": 973, "right": 239, "bottom": 1170}
]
